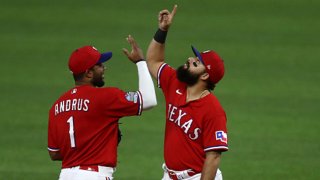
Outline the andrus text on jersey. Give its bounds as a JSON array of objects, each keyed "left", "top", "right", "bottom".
[{"left": 54, "top": 99, "right": 90, "bottom": 116}]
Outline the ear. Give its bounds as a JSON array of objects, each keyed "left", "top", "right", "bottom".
[
  {"left": 200, "top": 72, "right": 210, "bottom": 81},
  {"left": 85, "top": 69, "right": 94, "bottom": 78}
]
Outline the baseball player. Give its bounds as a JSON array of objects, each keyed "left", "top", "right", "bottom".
[
  {"left": 146, "top": 5, "right": 228, "bottom": 180},
  {"left": 48, "top": 35, "right": 157, "bottom": 180}
]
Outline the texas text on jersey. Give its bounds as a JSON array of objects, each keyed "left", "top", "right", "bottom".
[{"left": 157, "top": 63, "right": 228, "bottom": 173}]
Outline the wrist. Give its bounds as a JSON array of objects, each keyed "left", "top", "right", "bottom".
[
  {"left": 134, "top": 59, "right": 145, "bottom": 64},
  {"left": 136, "top": 60, "right": 147, "bottom": 69},
  {"left": 153, "top": 28, "right": 168, "bottom": 44},
  {"left": 159, "top": 27, "right": 168, "bottom": 31}
]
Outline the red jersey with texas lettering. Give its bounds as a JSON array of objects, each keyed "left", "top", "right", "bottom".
[
  {"left": 157, "top": 63, "right": 228, "bottom": 173},
  {"left": 48, "top": 85, "right": 142, "bottom": 168}
]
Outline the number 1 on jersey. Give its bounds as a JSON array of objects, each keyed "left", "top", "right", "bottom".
[{"left": 67, "top": 116, "right": 76, "bottom": 148}]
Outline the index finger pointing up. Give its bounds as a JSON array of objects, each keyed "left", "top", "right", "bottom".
[{"left": 171, "top": 4, "right": 178, "bottom": 17}]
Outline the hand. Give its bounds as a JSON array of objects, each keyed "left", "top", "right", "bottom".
[
  {"left": 122, "top": 35, "right": 145, "bottom": 63},
  {"left": 158, "top": 5, "right": 177, "bottom": 31}
]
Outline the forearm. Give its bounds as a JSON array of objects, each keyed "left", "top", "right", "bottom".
[
  {"left": 201, "top": 151, "right": 221, "bottom": 180},
  {"left": 146, "top": 38, "right": 166, "bottom": 64},
  {"left": 146, "top": 29, "right": 168, "bottom": 78},
  {"left": 49, "top": 150, "right": 63, "bottom": 161},
  {"left": 136, "top": 61, "right": 157, "bottom": 110},
  {"left": 146, "top": 5, "right": 177, "bottom": 77}
]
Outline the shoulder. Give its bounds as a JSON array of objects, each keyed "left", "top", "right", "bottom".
[
  {"left": 207, "top": 93, "right": 223, "bottom": 106},
  {"left": 98, "top": 87, "right": 122, "bottom": 92},
  {"left": 87, "top": 86, "right": 122, "bottom": 94},
  {"left": 203, "top": 94, "right": 225, "bottom": 114},
  {"left": 92, "top": 87, "right": 126, "bottom": 100},
  {"left": 49, "top": 88, "right": 72, "bottom": 107},
  {"left": 157, "top": 63, "right": 179, "bottom": 88},
  {"left": 158, "top": 63, "right": 175, "bottom": 75},
  {"left": 200, "top": 95, "right": 227, "bottom": 127}
]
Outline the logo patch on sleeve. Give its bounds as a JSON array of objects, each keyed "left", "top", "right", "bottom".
[
  {"left": 125, "top": 92, "right": 139, "bottom": 103},
  {"left": 215, "top": 131, "right": 228, "bottom": 143}
]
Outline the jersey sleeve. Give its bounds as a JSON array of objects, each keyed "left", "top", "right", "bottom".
[
  {"left": 202, "top": 108, "right": 228, "bottom": 152},
  {"left": 101, "top": 88, "right": 143, "bottom": 117},
  {"left": 157, "top": 63, "right": 176, "bottom": 92},
  {"left": 47, "top": 108, "right": 60, "bottom": 152}
]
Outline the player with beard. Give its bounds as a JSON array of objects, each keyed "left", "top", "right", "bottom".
[
  {"left": 176, "top": 61, "right": 207, "bottom": 87},
  {"left": 48, "top": 35, "right": 157, "bottom": 180},
  {"left": 146, "top": 5, "right": 228, "bottom": 180}
]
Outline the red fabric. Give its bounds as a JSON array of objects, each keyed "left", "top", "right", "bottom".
[
  {"left": 68, "top": 46, "right": 112, "bottom": 74},
  {"left": 48, "top": 85, "right": 141, "bottom": 168},
  {"left": 168, "top": 171, "right": 196, "bottom": 180},
  {"left": 79, "top": 165, "right": 99, "bottom": 172},
  {"left": 200, "top": 50, "right": 225, "bottom": 84},
  {"left": 158, "top": 64, "right": 228, "bottom": 172},
  {"left": 192, "top": 46, "right": 224, "bottom": 84}
]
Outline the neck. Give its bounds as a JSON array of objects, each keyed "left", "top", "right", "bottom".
[
  {"left": 186, "top": 84, "right": 209, "bottom": 102},
  {"left": 75, "top": 80, "right": 92, "bottom": 87}
]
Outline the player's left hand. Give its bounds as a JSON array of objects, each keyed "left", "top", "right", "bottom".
[{"left": 122, "top": 35, "right": 145, "bottom": 63}]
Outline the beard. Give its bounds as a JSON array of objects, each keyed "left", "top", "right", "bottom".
[
  {"left": 92, "top": 74, "right": 105, "bottom": 87},
  {"left": 176, "top": 65, "right": 201, "bottom": 86}
]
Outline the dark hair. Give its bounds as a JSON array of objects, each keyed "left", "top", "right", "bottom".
[
  {"left": 206, "top": 80, "right": 216, "bottom": 91},
  {"left": 72, "top": 65, "right": 95, "bottom": 81},
  {"left": 72, "top": 72, "right": 86, "bottom": 81}
]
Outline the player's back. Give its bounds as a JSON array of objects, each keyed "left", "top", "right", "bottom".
[{"left": 48, "top": 85, "right": 135, "bottom": 168}]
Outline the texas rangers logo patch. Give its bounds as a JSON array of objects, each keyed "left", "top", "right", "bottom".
[
  {"left": 215, "top": 131, "right": 228, "bottom": 143},
  {"left": 125, "top": 92, "right": 138, "bottom": 103}
]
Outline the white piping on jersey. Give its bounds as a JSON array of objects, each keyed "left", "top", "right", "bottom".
[
  {"left": 136, "top": 91, "right": 143, "bottom": 115},
  {"left": 48, "top": 147, "right": 60, "bottom": 152},
  {"left": 157, "top": 63, "right": 167, "bottom": 88},
  {"left": 204, "top": 145, "right": 228, "bottom": 152}
]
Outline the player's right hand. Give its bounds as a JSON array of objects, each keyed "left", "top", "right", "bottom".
[
  {"left": 158, "top": 5, "right": 177, "bottom": 31},
  {"left": 122, "top": 35, "right": 145, "bottom": 63}
]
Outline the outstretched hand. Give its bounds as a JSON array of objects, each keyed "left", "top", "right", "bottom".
[
  {"left": 123, "top": 35, "right": 145, "bottom": 63},
  {"left": 158, "top": 4, "right": 177, "bottom": 31}
]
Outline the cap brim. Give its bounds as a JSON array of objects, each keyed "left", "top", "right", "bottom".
[
  {"left": 98, "top": 52, "right": 113, "bottom": 63},
  {"left": 191, "top": 45, "right": 204, "bottom": 64}
]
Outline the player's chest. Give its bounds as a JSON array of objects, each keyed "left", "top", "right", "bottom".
[{"left": 166, "top": 103, "right": 204, "bottom": 140}]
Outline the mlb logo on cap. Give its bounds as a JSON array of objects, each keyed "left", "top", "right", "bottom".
[
  {"left": 68, "top": 46, "right": 112, "bottom": 74},
  {"left": 191, "top": 46, "right": 225, "bottom": 84}
]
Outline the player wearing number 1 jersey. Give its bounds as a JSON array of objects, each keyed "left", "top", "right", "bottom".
[
  {"left": 147, "top": 5, "right": 228, "bottom": 180},
  {"left": 48, "top": 35, "right": 157, "bottom": 180}
]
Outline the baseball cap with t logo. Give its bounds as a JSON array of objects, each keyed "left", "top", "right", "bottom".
[
  {"left": 191, "top": 45, "right": 225, "bottom": 84},
  {"left": 68, "top": 46, "right": 112, "bottom": 74}
]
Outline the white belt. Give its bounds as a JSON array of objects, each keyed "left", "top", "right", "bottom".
[
  {"left": 65, "top": 165, "right": 115, "bottom": 176},
  {"left": 162, "top": 163, "right": 198, "bottom": 180}
]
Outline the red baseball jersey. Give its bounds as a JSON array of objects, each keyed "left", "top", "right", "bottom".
[
  {"left": 157, "top": 63, "right": 228, "bottom": 172},
  {"left": 48, "top": 85, "right": 142, "bottom": 168}
]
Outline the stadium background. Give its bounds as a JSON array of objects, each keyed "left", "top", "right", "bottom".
[{"left": 0, "top": 0, "right": 319, "bottom": 179}]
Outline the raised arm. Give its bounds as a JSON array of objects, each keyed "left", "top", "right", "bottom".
[
  {"left": 123, "top": 35, "right": 157, "bottom": 110},
  {"left": 146, "top": 5, "right": 177, "bottom": 78}
]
